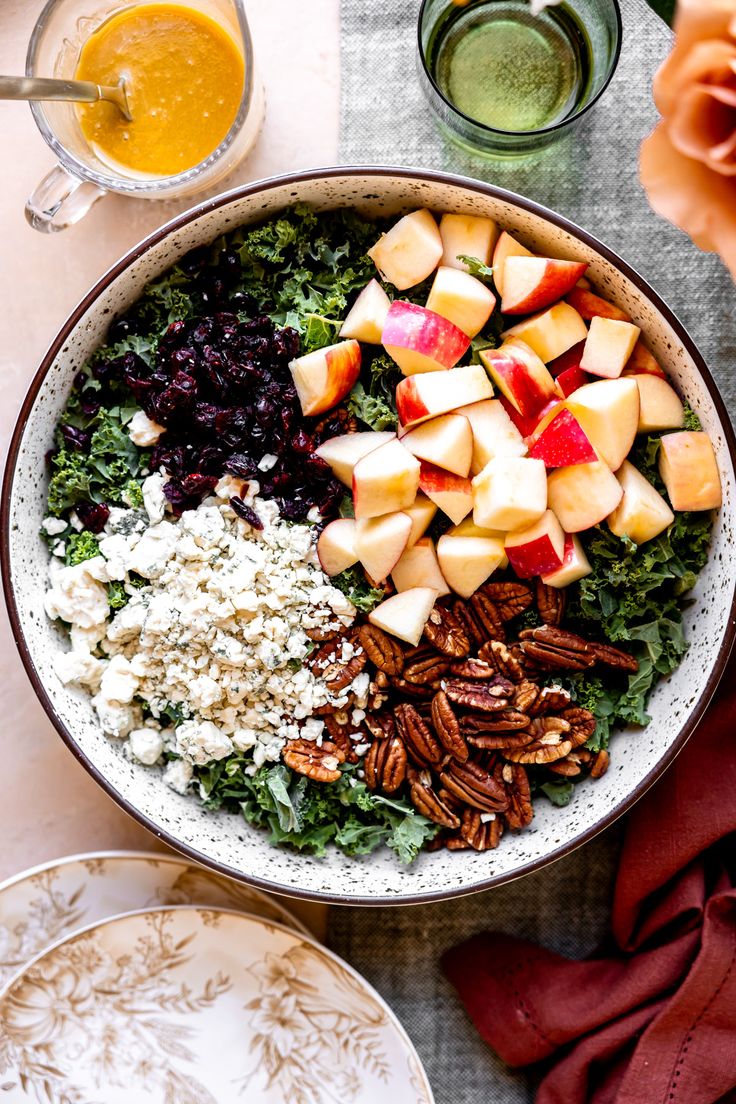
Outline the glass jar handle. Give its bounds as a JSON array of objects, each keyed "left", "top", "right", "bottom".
[{"left": 25, "top": 163, "right": 106, "bottom": 233}]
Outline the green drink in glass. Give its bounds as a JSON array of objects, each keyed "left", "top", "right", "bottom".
[{"left": 418, "top": 0, "right": 621, "bottom": 157}]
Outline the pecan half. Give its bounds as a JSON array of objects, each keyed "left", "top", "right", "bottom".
[
  {"left": 310, "top": 638, "right": 368, "bottom": 691},
  {"left": 363, "top": 711, "right": 396, "bottom": 741},
  {"left": 358, "top": 624, "right": 405, "bottom": 676},
  {"left": 481, "top": 582, "right": 534, "bottom": 621},
  {"left": 305, "top": 625, "right": 339, "bottom": 643},
  {"left": 442, "top": 677, "right": 514, "bottom": 712},
  {"left": 590, "top": 748, "right": 610, "bottom": 778},
  {"left": 431, "top": 691, "right": 469, "bottom": 762},
  {"left": 395, "top": 703, "right": 445, "bottom": 768},
  {"left": 283, "top": 739, "right": 346, "bottom": 782},
  {"left": 423, "top": 605, "right": 471, "bottom": 657},
  {"left": 364, "top": 735, "right": 407, "bottom": 794},
  {"left": 469, "top": 592, "right": 506, "bottom": 642},
  {"left": 403, "top": 654, "right": 450, "bottom": 685},
  {"left": 560, "top": 707, "right": 597, "bottom": 748},
  {"left": 390, "top": 677, "right": 435, "bottom": 701},
  {"left": 590, "top": 641, "right": 640, "bottom": 673},
  {"left": 466, "top": 728, "right": 533, "bottom": 750},
  {"left": 512, "top": 679, "right": 541, "bottom": 714},
  {"left": 322, "top": 715, "right": 359, "bottom": 764},
  {"left": 527, "top": 684, "right": 572, "bottom": 716},
  {"left": 408, "top": 768, "right": 461, "bottom": 829},
  {"left": 462, "top": 710, "right": 530, "bottom": 735},
  {"left": 439, "top": 759, "right": 509, "bottom": 812},
  {"left": 499, "top": 762, "right": 533, "bottom": 829},
  {"left": 478, "top": 640, "right": 525, "bottom": 683},
  {"left": 502, "top": 737, "right": 574, "bottom": 765},
  {"left": 449, "top": 658, "right": 497, "bottom": 680},
  {"left": 520, "top": 640, "right": 595, "bottom": 673},
  {"left": 451, "top": 599, "right": 486, "bottom": 648},
  {"left": 536, "top": 579, "right": 566, "bottom": 626},
  {"left": 460, "top": 808, "right": 503, "bottom": 851}
]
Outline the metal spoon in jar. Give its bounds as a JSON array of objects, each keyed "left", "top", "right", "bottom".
[{"left": 0, "top": 75, "right": 131, "bottom": 120}]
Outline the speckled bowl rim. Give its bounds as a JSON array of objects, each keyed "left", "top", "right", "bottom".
[{"left": 3, "top": 165, "right": 735, "bottom": 907}]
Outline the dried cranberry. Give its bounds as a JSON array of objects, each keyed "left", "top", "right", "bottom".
[
  {"left": 229, "top": 496, "right": 263, "bottom": 529},
  {"left": 76, "top": 501, "right": 110, "bottom": 533},
  {"left": 60, "top": 424, "right": 92, "bottom": 452},
  {"left": 225, "top": 454, "right": 257, "bottom": 478},
  {"left": 179, "top": 246, "right": 210, "bottom": 276}
]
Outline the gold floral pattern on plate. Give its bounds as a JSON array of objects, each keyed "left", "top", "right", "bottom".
[
  {"left": 0, "top": 851, "right": 307, "bottom": 987},
  {"left": 0, "top": 907, "right": 433, "bottom": 1104}
]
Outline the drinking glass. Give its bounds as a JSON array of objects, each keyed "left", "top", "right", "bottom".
[
  {"left": 25, "top": 0, "right": 265, "bottom": 232},
  {"left": 417, "top": 0, "right": 621, "bottom": 158}
]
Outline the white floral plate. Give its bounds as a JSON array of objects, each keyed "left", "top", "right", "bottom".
[
  {"left": 0, "top": 906, "right": 433, "bottom": 1104},
  {"left": 0, "top": 850, "right": 308, "bottom": 989}
]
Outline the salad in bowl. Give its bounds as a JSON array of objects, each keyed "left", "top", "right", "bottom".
[{"left": 38, "top": 198, "right": 722, "bottom": 865}]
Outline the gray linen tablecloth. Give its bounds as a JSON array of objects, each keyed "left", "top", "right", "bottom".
[{"left": 331, "top": 1, "right": 736, "bottom": 1101}]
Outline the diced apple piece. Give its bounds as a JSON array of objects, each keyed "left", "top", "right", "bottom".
[
  {"left": 505, "top": 509, "right": 565, "bottom": 578},
  {"left": 289, "top": 340, "right": 361, "bottom": 416},
  {"left": 608, "top": 460, "right": 674, "bottom": 545},
  {"left": 355, "top": 512, "right": 412, "bottom": 581},
  {"left": 316, "top": 430, "right": 395, "bottom": 486},
  {"left": 529, "top": 407, "right": 597, "bottom": 467},
  {"left": 556, "top": 366, "right": 591, "bottom": 398},
  {"left": 382, "top": 301, "right": 470, "bottom": 376},
  {"left": 566, "top": 378, "right": 640, "bottom": 471},
  {"left": 480, "top": 340, "right": 557, "bottom": 418},
  {"left": 542, "top": 534, "right": 592, "bottom": 588},
  {"left": 352, "top": 439, "right": 420, "bottom": 519},
  {"left": 580, "top": 317, "right": 641, "bottom": 380},
  {"left": 368, "top": 209, "right": 442, "bottom": 290},
  {"left": 547, "top": 460, "right": 623, "bottom": 532},
  {"left": 499, "top": 396, "right": 557, "bottom": 440},
  {"left": 392, "top": 536, "right": 450, "bottom": 596},
  {"left": 419, "top": 461, "right": 473, "bottom": 524},
  {"left": 472, "top": 456, "right": 547, "bottom": 531},
  {"left": 503, "top": 302, "right": 588, "bottom": 364},
  {"left": 368, "top": 587, "right": 438, "bottom": 646},
  {"left": 501, "top": 256, "right": 588, "bottom": 315},
  {"left": 400, "top": 413, "right": 473, "bottom": 476},
  {"left": 340, "top": 279, "right": 391, "bottom": 343},
  {"left": 396, "top": 364, "right": 493, "bottom": 427},
  {"left": 426, "top": 266, "right": 496, "bottom": 338},
  {"left": 492, "top": 230, "right": 533, "bottom": 296},
  {"left": 456, "top": 398, "right": 526, "bottom": 474},
  {"left": 565, "top": 287, "right": 631, "bottom": 322},
  {"left": 437, "top": 532, "right": 506, "bottom": 598},
  {"left": 439, "top": 212, "right": 498, "bottom": 272},
  {"left": 317, "top": 518, "right": 358, "bottom": 576},
  {"left": 658, "top": 431, "right": 722, "bottom": 511},
  {"left": 403, "top": 493, "right": 438, "bottom": 549},
  {"left": 634, "top": 375, "right": 685, "bottom": 433},
  {"left": 623, "top": 341, "right": 666, "bottom": 379},
  {"left": 549, "top": 341, "right": 586, "bottom": 379}
]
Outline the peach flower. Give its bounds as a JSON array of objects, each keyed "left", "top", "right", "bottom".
[{"left": 640, "top": 0, "right": 736, "bottom": 279}]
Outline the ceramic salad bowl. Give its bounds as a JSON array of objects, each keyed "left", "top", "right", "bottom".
[{"left": 3, "top": 167, "right": 736, "bottom": 904}]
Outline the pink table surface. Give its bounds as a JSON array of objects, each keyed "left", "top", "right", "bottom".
[{"left": 0, "top": 0, "right": 339, "bottom": 934}]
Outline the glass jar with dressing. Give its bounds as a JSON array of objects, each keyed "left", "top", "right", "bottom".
[{"left": 25, "top": 0, "right": 264, "bottom": 232}]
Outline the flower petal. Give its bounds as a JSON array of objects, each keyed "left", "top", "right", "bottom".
[
  {"left": 669, "top": 84, "right": 736, "bottom": 174},
  {"left": 640, "top": 123, "right": 736, "bottom": 279}
]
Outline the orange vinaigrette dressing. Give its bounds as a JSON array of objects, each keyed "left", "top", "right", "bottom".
[{"left": 74, "top": 3, "right": 245, "bottom": 177}]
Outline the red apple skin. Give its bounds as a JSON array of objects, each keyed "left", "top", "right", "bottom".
[
  {"left": 290, "top": 340, "right": 362, "bottom": 416},
  {"left": 481, "top": 344, "right": 557, "bottom": 418},
  {"left": 506, "top": 534, "right": 564, "bottom": 578},
  {"left": 395, "top": 378, "right": 428, "bottom": 426},
  {"left": 499, "top": 396, "right": 559, "bottom": 440},
  {"left": 565, "top": 287, "right": 631, "bottom": 322},
  {"left": 528, "top": 409, "right": 598, "bottom": 467},
  {"left": 549, "top": 341, "right": 586, "bottom": 378},
  {"left": 502, "top": 259, "right": 589, "bottom": 315},
  {"left": 382, "top": 301, "right": 470, "bottom": 370},
  {"left": 556, "top": 366, "right": 591, "bottom": 398},
  {"left": 418, "top": 460, "right": 472, "bottom": 496},
  {"left": 622, "top": 341, "right": 667, "bottom": 380}
]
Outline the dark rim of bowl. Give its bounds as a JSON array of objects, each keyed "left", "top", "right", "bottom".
[
  {"left": 3, "top": 165, "right": 735, "bottom": 907},
  {"left": 416, "top": 0, "right": 623, "bottom": 139}
]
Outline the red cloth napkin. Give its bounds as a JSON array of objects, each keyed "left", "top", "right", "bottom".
[{"left": 442, "top": 663, "right": 736, "bottom": 1103}]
